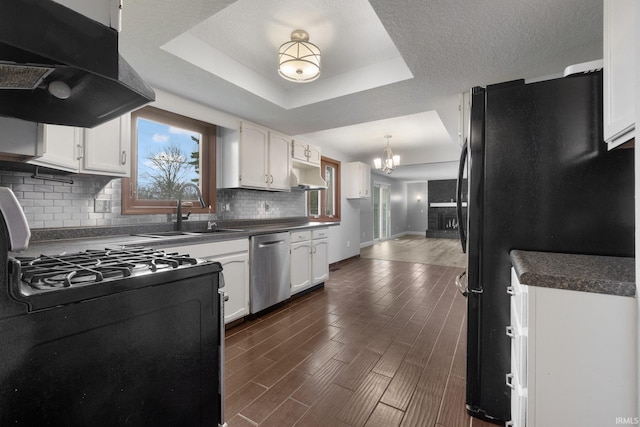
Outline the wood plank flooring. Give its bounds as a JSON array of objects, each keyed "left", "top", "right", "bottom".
[{"left": 224, "top": 236, "right": 495, "bottom": 427}]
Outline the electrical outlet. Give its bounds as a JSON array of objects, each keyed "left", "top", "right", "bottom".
[{"left": 94, "top": 199, "right": 111, "bottom": 213}]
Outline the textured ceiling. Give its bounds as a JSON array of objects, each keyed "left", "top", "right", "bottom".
[{"left": 118, "top": 0, "right": 603, "bottom": 180}]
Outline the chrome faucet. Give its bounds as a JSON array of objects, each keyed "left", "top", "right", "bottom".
[{"left": 176, "top": 183, "right": 206, "bottom": 231}]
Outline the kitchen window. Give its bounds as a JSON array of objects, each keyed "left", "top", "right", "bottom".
[
  {"left": 308, "top": 156, "right": 340, "bottom": 221},
  {"left": 121, "top": 106, "right": 216, "bottom": 214}
]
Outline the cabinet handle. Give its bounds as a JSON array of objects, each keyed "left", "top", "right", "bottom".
[
  {"left": 505, "top": 325, "right": 514, "bottom": 338},
  {"left": 121, "top": 151, "right": 127, "bottom": 165},
  {"left": 506, "top": 286, "right": 515, "bottom": 295},
  {"left": 270, "top": 174, "right": 274, "bottom": 184},
  {"left": 76, "top": 144, "right": 83, "bottom": 160},
  {"left": 505, "top": 373, "right": 515, "bottom": 389},
  {"left": 265, "top": 174, "right": 269, "bottom": 184}
]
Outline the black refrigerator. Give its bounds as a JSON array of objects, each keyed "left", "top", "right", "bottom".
[{"left": 455, "top": 71, "right": 635, "bottom": 423}]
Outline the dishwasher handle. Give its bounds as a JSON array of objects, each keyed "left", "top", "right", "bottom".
[{"left": 258, "top": 239, "right": 286, "bottom": 248}]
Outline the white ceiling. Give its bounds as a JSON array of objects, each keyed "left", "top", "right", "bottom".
[{"left": 118, "top": 0, "right": 603, "bottom": 181}]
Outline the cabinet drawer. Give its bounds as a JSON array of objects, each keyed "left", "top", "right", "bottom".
[
  {"left": 312, "top": 228, "right": 329, "bottom": 239},
  {"left": 291, "top": 230, "right": 311, "bottom": 242}
]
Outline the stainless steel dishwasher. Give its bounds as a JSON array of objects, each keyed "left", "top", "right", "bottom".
[{"left": 250, "top": 232, "right": 291, "bottom": 313}]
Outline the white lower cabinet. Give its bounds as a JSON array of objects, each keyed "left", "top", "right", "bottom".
[
  {"left": 290, "top": 228, "right": 329, "bottom": 295},
  {"left": 311, "top": 229, "right": 329, "bottom": 284},
  {"left": 165, "top": 239, "right": 250, "bottom": 324},
  {"left": 508, "top": 268, "right": 636, "bottom": 427}
]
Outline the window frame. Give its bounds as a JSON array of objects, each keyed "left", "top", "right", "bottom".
[
  {"left": 121, "top": 106, "right": 217, "bottom": 215},
  {"left": 308, "top": 156, "right": 341, "bottom": 222}
]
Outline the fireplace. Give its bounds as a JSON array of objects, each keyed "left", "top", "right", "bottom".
[
  {"left": 426, "top": 179, "right": 467, "bottom": 239},
  {"left": 438, "top": 211, "right": 459, "bottom": 230}
]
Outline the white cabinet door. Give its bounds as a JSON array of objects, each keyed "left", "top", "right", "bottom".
[
  {"left": 311, "top": 238, "right": 329, "bottom": 284},
  {"left": 290, "top": 240, "right": 312, "bottom": 294},
  {"left": 81, "top": 114, "right": 131, "bottom": 176},
  {"left": 30, "top": 124, "right": 82, "bottom": 172},
  {"left": 306, "top": 143, "right": 321, "bottom": 166},
  {"left": 345, "top": 162, "right": 371, "bottom": 199},
  {"left": 268, "top": 131, "right": 292, "bottom": 191},
  {"left": 291, "top": 140, "right": 308, "bottom": 163},
  {"left": 291, "top": 140, "right": 321, "bottom": 166},
  {"left": 163, "top": 239, "right": 250, "bottom": 324},
  {"left": 239, "top": 122, "right": 268, "bottom": 189},
  {"left": 218, "top": 251, "right": 250, "bottom": 323},
  {"left": 603, "top": 0, "right": 636, "bottom": 149}
]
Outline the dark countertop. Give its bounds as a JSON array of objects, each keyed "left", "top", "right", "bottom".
[
  {"left": 11, "top": 220, "right": 339, "bottom": 258},
  {"left": 510, "top": 250, "right": 635, "bottom": 297}
]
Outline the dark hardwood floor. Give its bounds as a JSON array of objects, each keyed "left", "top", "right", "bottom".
[{"left": 224, "top": 236, "right": 495, "bottom": 426}]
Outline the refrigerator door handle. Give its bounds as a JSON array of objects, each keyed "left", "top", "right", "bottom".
[{"left": 456, "top": 138, "right": 468, "bottom": 253}]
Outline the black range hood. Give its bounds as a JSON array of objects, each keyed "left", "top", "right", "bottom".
[{"left": 0, "top": 0, "right": 155, "bottom": 128}]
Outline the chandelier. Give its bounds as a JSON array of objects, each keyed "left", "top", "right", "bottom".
[
  {"left": 374, "top": 135, "right": 400, "bottom": 174},
  {"left": 278, "top": 30, "right": 321, "bottom": 83}
]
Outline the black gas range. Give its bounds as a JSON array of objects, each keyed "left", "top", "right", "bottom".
[{"left": 0, "top": 189, "right": 226, "bottom": 426}]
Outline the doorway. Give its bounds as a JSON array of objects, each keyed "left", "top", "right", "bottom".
[{"left": 373, "top": 183, "right": 390, "bottom": 241}]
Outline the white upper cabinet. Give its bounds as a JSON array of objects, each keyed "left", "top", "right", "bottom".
[
  {"left": 29, "top": 124, "right": 82, "bottom": 172},
  {"left": 344, "top": 161, "right": 371, "bottom": 199},
  {"left": 292, "top": 140, "right": 321, "bottom": 166},
  {"left": 267, "top": 131, "right": 292, "bottom": 191},
  {"left": 238, "top": 122, "right": 269, "bottom": 189},
  {"left": 220, "top": 122, "right": 291, "bottom": 191},
  {"left": 603, "top": 0, "right": 636, "bottom": 149},
  {"left": 29, "top": 115, "right": 131, "bottom": 176},
  {"left": 81, "top": 114, "right": 130, "bottom": 176}
]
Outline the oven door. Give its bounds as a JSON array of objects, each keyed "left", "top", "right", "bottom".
[{"left": 0, "top": 262, "right": 223, "bottom": 427}]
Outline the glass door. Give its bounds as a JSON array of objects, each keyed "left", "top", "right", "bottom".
[{"left": 373, "top": 183, "right": 390, "bottom": 241}]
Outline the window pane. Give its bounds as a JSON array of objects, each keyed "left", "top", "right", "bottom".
[
  {"left": 324, "top": 165, "right": 335, "bottom": 216},
  {"left": 136, "top": 118, "right": 202, "bottom": 200},
  {"left": 309, "top": 190, "right": 320, "bottom": 217}
]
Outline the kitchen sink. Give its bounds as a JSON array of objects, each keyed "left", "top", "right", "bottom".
[
  {"left": 132, "top": 229, "right": 245, "bottom": 239},
  {"left": 187, "top": 228, "right": 245, "bottom": 234}
]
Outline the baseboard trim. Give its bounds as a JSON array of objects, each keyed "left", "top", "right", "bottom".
[{"left": 330, "top": 255, "right": 360, "bottom": 270}]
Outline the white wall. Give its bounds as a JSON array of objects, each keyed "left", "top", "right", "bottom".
[
  {"left": 317, "top": 146, "right": 362, "bottom": 264},
  {"left": 406, "top": 182, "right": 428, "bottom": 234}
]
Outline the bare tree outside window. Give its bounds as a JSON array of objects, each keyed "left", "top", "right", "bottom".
[{"left": 137, "top": 143, "right": 198, "bottom": 200}]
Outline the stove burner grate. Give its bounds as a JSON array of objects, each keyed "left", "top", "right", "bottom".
[{"left": 16, "top": 247, "right": 200, "bottom": 290}]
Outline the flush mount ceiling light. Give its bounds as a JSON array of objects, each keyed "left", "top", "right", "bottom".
[
  {"left": 278, "top": 29, "right": 321, "bottom": 83},
  {"left": 374, "top": 135, "right": 400, "bottom": 174}
]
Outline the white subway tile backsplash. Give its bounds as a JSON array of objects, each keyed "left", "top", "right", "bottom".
[{"left": 0, "top": 172, "right": 307, "bottom": 229}]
